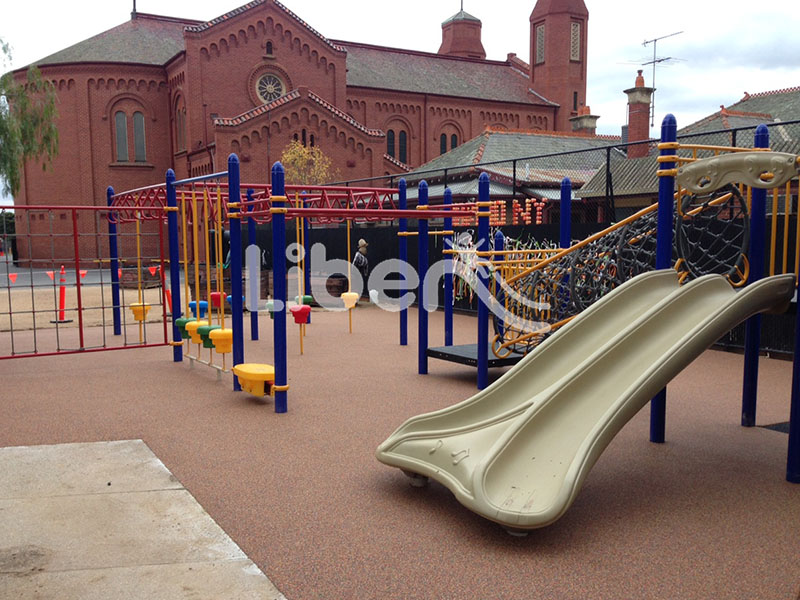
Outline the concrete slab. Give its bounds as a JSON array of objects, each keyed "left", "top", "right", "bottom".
[
  {"left": 0, "top": 440, "right": 181, "bottom": 499},
  {"left": 0, "top": 560, "right": 285, "bottom": 600},
  {"left": 0, "top": 440, "right": 285, "bottom": 599}
]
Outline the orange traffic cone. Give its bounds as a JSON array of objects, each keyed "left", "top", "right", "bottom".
[{"left": 50, "top": 265, "right": 73, "bottom": 324}]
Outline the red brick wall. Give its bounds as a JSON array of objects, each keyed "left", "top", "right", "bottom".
[
  {"left": 181, "top": 6, "right": 347, "bottom": 160},
  {"left": 214, "top": 90, "right": 385, "bottom": 185},
  {"left": 530, "top": 1, "right": 588, "bottom": 131},
  {"left": 347, "top": 88, "right": 556, "bottom": 167},
  {"left": 15, "top": 1, "right": 587, "bottom": 263},
  {"left": 626, "top": 102, "right": 651, "bottom": 158},
  {"left": 17, "top": 63, "right": 172, "bottom": 264}
]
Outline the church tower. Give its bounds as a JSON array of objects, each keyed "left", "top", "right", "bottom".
[
  {"left": 438, "top": 9, "right": 486, "bottom": 59},
  {"left": 529, "top": 0, "right": 589, "bottom": 131}
]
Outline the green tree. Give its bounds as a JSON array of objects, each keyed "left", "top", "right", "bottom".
[
  {"left": 0, "top": 39, "right": 59, "bottom": 197},
  {"left": 0, "top": 209, "right": 13, "bottom": 235},
  {"left": 279, "top": 139, "right": 339, "bottom": 186}
]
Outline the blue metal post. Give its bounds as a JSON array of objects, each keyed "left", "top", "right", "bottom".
[
  {"left": 560, "top": 177, "right": 572, "bottom": 249},
  {"left": 303, "top": 197, "right": 311, "bottom": 298},
  {"left": 418, "top": 181, "right": 429, "bottom": 375},
  {"left": 246, "top": 189, "right": 259, "bottom": 342},
  {"left": 493, "top": 229, "right": 505, "bottom": 340},
  {"left": 399, "top": 179, "right": 408, "bottom": 346},
  {"left": 443, "top": 187, "right": 454, "bottom": 346},
  {"left": 741, "top": 125, "right": 770, "bottom": 426},
  {"left": 228, "top": 155, "right": 244, "bottom": 391},
  {"left": 272, "top": 162, "right": 288, "bottom": 413},
  {"left": 106, "top": 186, "right": 122, "bottom": 337},
  {"left": 165, "top": 172, "right": 182, "bottom": 362},
  {"left": 477, "top": 173, "right": 490, "bottom": 390},
  {"left": 650, "top": 114, "right": 677, "bottom": 443}
]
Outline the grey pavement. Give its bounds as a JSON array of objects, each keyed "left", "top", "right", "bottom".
[{"left": 0, "top": 440, "right": 286, "bottom": 600}]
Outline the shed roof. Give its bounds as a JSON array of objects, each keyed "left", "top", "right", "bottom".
[{"left": 407, "top": 128, "right": 621, "bottom": 185}]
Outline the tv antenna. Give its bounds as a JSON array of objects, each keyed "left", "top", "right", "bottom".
[{"left": 643, "top": 31, "right": 683, "bottom": 126}]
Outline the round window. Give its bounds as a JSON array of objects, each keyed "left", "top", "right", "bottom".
[{"left": 257, "top": 74, "right": 284, "bottom": 103}]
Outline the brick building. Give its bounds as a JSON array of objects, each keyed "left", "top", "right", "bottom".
[{"left": 11, "top": 0, "right": 592, "bottom": 261}]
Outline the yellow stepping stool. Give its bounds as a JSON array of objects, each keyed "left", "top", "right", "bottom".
[{"left": 233, "top": 363, "right": 275, "bottom": 397}]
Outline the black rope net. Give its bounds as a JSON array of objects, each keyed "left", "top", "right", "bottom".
[{"left": 491, "top": 185, "right": 749, "bottom": 357}]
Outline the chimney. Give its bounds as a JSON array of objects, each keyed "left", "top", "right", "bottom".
[
  {"left": 623, "top": 70, "right": 654, "bottom": 158},
  {"left": 569, "top": 105, "right": 599, "bottom": 136},
  {"left": 438, "top": 10, "right": 486, "bottom": 59}
]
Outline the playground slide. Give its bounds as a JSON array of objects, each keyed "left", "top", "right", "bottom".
[{"left": 376, "top": 270, "right": 795, "bottom": 530}]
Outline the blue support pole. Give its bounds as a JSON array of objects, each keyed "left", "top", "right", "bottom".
[
  {"left": 493, "top": 229, "right": 505, "bottom": 341},
  {"left": 418, "top": 181, "right": 429, "bottom": 375},
  {"left": 106, "top": 186, "right": 122, "bottom": 337},
  {"left": 650, "top": 114, "right": 677, "bottom": 443},
  {"left": 399, "top": 179, "right": 408, "bottom": 346},
  {"left": 443, "top": 187, "right": 454, "bottom": 346},
  {"left": 477, "top": 173, "right": 490, "bottom": 390},
  {"left": 246, "top": 189, "right": 259, "bottom": 342},
  {"left": 272, "top": 162, "right": 288, "bottom": 413},
  {"left": 228, "top": 155, "right": 244, "bottom": 392},
  {"left": 165, "top": 172, "right": 182, "bottom": 362},
  {"left": 303, "top": 198, "right": 311, "bottom": 298},
  {"left": 560, "top": 177, "right": 572, "bottom": 249},
  {"left": 741, "top": 125, "right": 770, "bottom": 426}
]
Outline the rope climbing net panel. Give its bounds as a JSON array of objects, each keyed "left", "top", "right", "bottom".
[{"left": 491, "top": 185, "right": 750, "bottom": 358}]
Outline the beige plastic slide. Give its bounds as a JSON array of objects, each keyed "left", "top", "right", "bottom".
[{"left": 376, "top": 270, "right": 795, "bottom": 531}]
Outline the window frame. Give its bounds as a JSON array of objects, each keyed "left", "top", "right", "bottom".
[
  {"left": 535, "top": 23, "right": 545, "bottom": 65},
  {"left": 398, "top": 130, "right": 408, "bottom": 164},
  {"left": 387, "top": 129, "right": 396, "bottom": 158},
  {"left": 114, "top": 111, "right": 129, "bottom": 162},
  {"left": 133, "top": 111, "right": 146, "bottom": 162},
  {"left": 256, "top": 73, "right": 285, "bottom": 104}
]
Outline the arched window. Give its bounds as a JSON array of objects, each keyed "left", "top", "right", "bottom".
[
  {"left": 133, "top": 111, "right": 146, "bottom": 162},
  {"left": 115, "top": 111, "right": 128, "bottom": 162},
  {"left": 535, "top": 23, "right": 545, "bottom": 64},
  {"left": 174, "top": 98, "right": 186, "bottom": 152},
  {"left": 301, "top": 128, "right": 307, "bottom": 147},
  {"left": 440, "top": 134, "right": 447, "bottom": 155},
  {"left": 266, "top": 41, "right": 274, "bottom": 55},
  {"left": 387, "top": 130, "right": 395, "bottom": 158},
  {"left": 570, "top": 22, "right": 581, "bottom": 61},
  {"left": 398, "top": 130, "right": 407, "bottom": 164},
  {"left": 451, "top": 134, "right": 458, "bottom": 150}
]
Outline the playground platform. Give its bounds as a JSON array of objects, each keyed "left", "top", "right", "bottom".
[
  {"left": 0, "top": 305, "right": 798, "bottom": 599},
  {"left": 426, "top": 341, "right": 522, "bottom": 368}
]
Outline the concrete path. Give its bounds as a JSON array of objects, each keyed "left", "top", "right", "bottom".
[{"left": 0, "top": 440, "right": 285, "bottom": 600}]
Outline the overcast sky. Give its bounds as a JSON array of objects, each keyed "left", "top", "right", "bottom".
[{"left": 2, "top": 0, "right": 799, "bottom": 205}]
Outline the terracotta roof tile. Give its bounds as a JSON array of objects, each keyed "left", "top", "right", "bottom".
[
  {"left": 213, "top": 89, "right": 384, "bottom": 138},
  {"left": 305, "top": 92, "right": 384, "bottom": 136},
  {"left": 185, "top": 0, "right": 345, "bottom": 52},
  {"left": 383, "top": 154, "right": 411, "bottom": 170}
]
